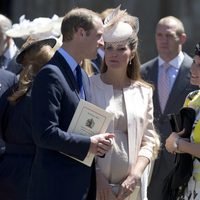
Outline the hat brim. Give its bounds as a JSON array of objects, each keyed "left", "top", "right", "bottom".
[{"left": 16, "top": 38, "right": 56, "bottom": 64}]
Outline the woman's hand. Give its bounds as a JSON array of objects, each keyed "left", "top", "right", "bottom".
[
  {"left": 165, "top": 130, "right": 185, "bottom": 154},
  {"left": 96, "top": 169, "right": 117, "bottom": 200},
  {"left": 116, "top": 156, "right": 149, "bottom": 200},
  {"left": 116, "top": 174, "right": 140, "bottom": 200}
]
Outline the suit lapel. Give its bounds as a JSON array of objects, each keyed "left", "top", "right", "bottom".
[
  {"left": 149, "top": 60, "right": 163, "bottom": 114},
  {"left": 149, "top": 57, "right": 190, "bottom": 115},
  {"left": 50, "top": 51, "right": 91, "bottom": 101},
  {"left": 123, "top": 85, "right": 138, "bottom": 164},
  {"left": 49, "top": 51, "right": 80, "bottom": 99},
  {"left": 164, "top": 59, "right": 190, "bottom": 113}
]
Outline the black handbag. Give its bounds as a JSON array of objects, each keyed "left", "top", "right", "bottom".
[{"left": 163, "top": 107, "right": 196, "bottom": 200}]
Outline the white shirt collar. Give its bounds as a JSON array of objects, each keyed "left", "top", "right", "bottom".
[{"left": 158, "top": 51, "right": 184, "bottom": 69}]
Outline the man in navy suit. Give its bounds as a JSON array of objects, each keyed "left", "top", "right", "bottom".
[
  {"left": 29, "top": 8, "right": 114, "bottom": 200},
  {"left": 141, "top": 16, "right": 198, "bottom": 200},
  {"left": 0, "top": 69, "right": 17, "bottom": 97}
]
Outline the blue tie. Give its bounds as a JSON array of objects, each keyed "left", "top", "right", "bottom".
[
  {"left": 76, "top": 65, "right": 85, "bottom": 99},
  {"left": 76, "top": 64, "right": 83, "bottom": 92}
]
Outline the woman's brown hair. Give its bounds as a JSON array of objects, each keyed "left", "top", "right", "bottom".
[{"left": 8, "top": 45, "right": 54, "bottom": 103}]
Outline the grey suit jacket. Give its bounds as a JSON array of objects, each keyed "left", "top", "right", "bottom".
[
  {"left": 0, "top": 69, "right": 17, "bottom": 97},
  {"left": 140, "top": 53, "right": 198, "bottom": 200}
]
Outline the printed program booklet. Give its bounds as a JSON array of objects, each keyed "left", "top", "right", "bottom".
[{"left": 61, "top": 99, "right": 113, "bottom": 166}]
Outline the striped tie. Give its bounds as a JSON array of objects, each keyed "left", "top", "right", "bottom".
[{"left": 159, "top": 63, "right": 170, "bottom": 113}]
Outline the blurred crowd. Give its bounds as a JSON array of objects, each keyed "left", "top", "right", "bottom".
[{"left": 0, "top": 5, "right": 200, "bottom": 200}]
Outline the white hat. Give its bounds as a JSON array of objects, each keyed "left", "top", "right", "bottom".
[
  {"left": 103, "top": 21, "right": 133, "bottom": 43},
  {"left": 103, "top": 5, "right": 139, "bottom": 44},
  {"left": 6, "top": 15, "right": 63, "bottom": 40}
]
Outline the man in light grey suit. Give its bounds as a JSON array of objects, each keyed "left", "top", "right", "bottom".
[
  {"left": 0, "top": 69, "right": 17, "bottom": 97},
  {"left": 0, "top": 14, "right": 20, "bottom": 74},
  {"left": 141, "top": 16, "right": 198, "bottom": 200}
]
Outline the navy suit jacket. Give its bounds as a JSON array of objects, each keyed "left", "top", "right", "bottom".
[
  {"left": 0, "top": 69, "right": 17, "bottom": 97},
  {"left": 28, "top": 51, "right": 96, "bottom": 200},
  {"left": 0, "top": 86, "right": 35, "bottom": 200},
  {"left": 141, "top": 53, "right": 198, "bottom": 200}
]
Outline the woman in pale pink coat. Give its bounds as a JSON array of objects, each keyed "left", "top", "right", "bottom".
[{"left": 90, "top": 9, "right": 160, "bottom": 200}]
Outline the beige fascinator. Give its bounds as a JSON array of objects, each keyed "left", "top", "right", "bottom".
[{"left": 103, "top": 5, "right": 139, "bottom": 44}]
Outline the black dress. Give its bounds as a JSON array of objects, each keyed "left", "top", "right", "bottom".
[{"left": 0, "top": 87, "right": 35, "bottom": 200}]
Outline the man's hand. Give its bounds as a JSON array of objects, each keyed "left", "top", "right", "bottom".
[{"left": 90, "top": 133, "right": 114, "bottom": 156}]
